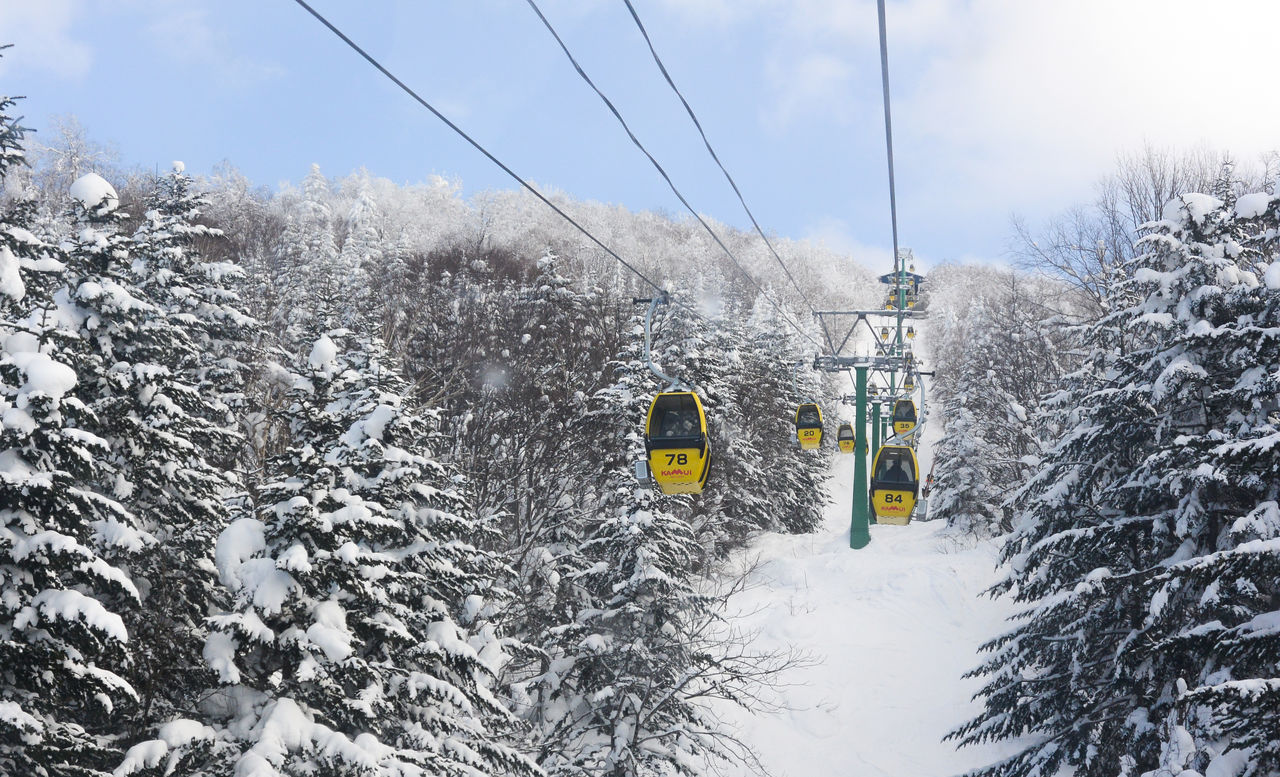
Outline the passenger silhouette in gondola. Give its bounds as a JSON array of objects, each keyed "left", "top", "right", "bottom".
[
  {"left": 883, "top": 459, "right": 909, "bottom": 483},
  {"left": 665, "top": 410, "right": 697, "bottom": 437}
]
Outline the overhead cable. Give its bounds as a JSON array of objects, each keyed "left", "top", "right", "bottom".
[
  {"left": 619, "top": 0, "right": 819, "bottom": 318},
  {"left": 620, "top": 0, "right": 853, "bottom": 359},
  {"left": 524, "top": 0, "right": 824, "bottom": 352},
  {"left": 876, "top": 0, "right": 901, "bottom": 269},
  {"left": 290, "top": 0, "right": 671, "bottom": 300}
]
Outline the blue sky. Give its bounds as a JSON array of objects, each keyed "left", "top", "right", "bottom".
[{"left": 4, "top": 0, "right": 1279, "bottom": 270}]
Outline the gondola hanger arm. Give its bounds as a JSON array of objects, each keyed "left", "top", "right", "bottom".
[{"left": 637, "top": 294, "right": 688, "bottom": 391}]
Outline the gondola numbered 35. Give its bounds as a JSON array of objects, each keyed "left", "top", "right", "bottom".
[
  {"left": 643, "top": 391, "right": 711, "bottom": 495},
  {"left": 795, "top": 402, "right": 824, "bottom": 450},
  {"left": 869, "top": 444, "right": 919, "bottom": 525},
  {"left": 891, "top": 398, "right": 917, "bottom": 436}
]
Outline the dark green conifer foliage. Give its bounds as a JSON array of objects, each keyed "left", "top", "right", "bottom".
[
  {"left": 1, "top": 89, "right": 150, "bottom": 777},
  {"left": 58, "top": 171, "right": 239, "bottom": 745},
  {"left": 954, "top": 191, "right": 1280, "bottom": 777},
  {"left": 132, "top": 164, "right": 256, "bottom": 471},
  {"left": 136, "top": 332, "right": 537, "bottom": 776}
]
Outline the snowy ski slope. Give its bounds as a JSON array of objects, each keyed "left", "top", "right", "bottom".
[{"left": 713, "top": 426, "right": 1023, "bottom": 777}]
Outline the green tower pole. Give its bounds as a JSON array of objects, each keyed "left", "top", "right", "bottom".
[
  {"left": 869, "top": 399, "right": 881, "bottom": 526},
  {"left": 871, "top": 401, "right": 882, "bottom": 461},
  {"left": 851, "top": 364, "right": 872, "bottom": 549}
]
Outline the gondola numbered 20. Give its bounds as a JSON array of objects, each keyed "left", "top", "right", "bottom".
[
  {"left": 869, "top": 444, "right": 919, "bottom": 525},
  {"left": 795, "top": 403, "right": 824, "bottom": 450},
  {"left": 643, "top": 391, "right": 711, "bottom": 495}
]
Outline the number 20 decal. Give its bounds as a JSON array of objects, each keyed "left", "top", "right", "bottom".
[{"left": 665, "top": 453, "right": 689, "bottom": 465}]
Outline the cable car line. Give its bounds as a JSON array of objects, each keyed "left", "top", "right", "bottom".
[
  {"left": 523, "top": 0, "right": 824, "bottom": 353},
  {"left": 876, "top": 0, "right": 901, "bottom": 269},
  {"left": 619, "top": 0, "right": 822, "bottom": 320},
  {"left": 619, "top": 0, "right": 849, "bottom": 360},
  {"left": 291, "top": 0, "right": 681, "bottom": 306}
]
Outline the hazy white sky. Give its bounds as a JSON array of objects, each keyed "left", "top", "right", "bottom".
[{"left": 3, "top": 0, "right": 1277, "bottom": 270}]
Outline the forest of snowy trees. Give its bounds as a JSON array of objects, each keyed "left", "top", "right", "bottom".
[
  {"left": 6, "top": 47, "right": 1280, "bottom": 777},
  {"left": 0, "top": 80, "right": 864, "bottom": 776}
]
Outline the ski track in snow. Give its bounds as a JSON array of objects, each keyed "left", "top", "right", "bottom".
[{"left": 713, "top": 415, "right": 1022, "bottom": 777}]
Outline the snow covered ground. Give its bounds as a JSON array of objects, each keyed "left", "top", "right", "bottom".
[{"left": 712, "top": 430, "right": 1023, "bottom": 777}]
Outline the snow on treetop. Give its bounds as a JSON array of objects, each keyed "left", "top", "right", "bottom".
[
  {"left": 1264, "top": 263, "right": 1280, "bottom": 290},
  {"left": 0, "top": 245, "right": 23, "bottom": 301},
  {"left": 9, "top": 351, "right": 78, "bottom": 400},
  {"left": 1164, "top": 192, "right": 1221, "bottom": 225},
  {"left": 1236, "top": 191, "right": 1275, "bottom": 220},
  {"left": 172, "top": 160, "right": 185, "bottom": 173},
  {"left": 309, "top": 334, "right": 338, "bottom": 371},
  {"left": 69, "top": 172, "right": 119, "bottom": 212}
]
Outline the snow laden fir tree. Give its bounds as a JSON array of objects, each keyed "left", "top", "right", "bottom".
[
  {"left": 1, "top": 127, "right": 153, "bottom": 774},
  {"left": 952, "top": 189, "right": 1280, "bottom": 777},
  {"left": 121, "top": 331, "right": 538, "bottom": 776}
]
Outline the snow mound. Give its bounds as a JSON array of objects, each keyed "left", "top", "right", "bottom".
[
  {"left": 1164, "top": 193, "right": 1221, "bottom": 225},
  {"left": 1235, "top": 192, "right": 1274, "bottom": 220},
  {"left": 9, "top": 351, "right": 78, "bottom": 400},
  {"left": 215, "top": 518, "right": 267, "bottom": 590},
  {"left": 172, "top": 160, "right": 185, "bottom": 174},
  {"left": 308, "top": 334, "right": 338, "bottom": 371},
  {"left": 203, "top": 630, "right": 241, "bottom": 683},
  {"left": 69, "top": 172, "right": 119, "bottom": 212},
  {"left": 0, "top": 246, "right": 23, "bottom": 300},
  {"left": 1265, "top": 263, "right": 1280, "bottom": 291}
]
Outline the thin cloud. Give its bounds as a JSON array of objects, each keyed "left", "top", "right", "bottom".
[
  {"left": 762, "top": 52, "right": 856, "bottom": 132},
  {"left": 806, "top": 216, "right": 893, "bottom": 265},
  {"left": 0, "top": 0, "right": 93, "bottom": 80},
  {"left": 145, "top": 5, "right": 285, "bottom": 89}
]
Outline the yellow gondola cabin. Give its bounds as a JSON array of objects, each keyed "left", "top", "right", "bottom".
[
  {"left": 870, "top": 444, "right": 919, "bottom": 525},
  {"left": 837, "top": 423, "right": 855, "bottom": 453},
  {"left": 795, "top": 403, "right": 823, "bottom": 450},
  {"left": 645, "top": 391, "right": 711, "bottom": 494},
  {"left": 892, "top": 398, "right": 917, "bottom": 436}
]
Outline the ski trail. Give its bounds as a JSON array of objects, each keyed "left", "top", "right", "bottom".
[{"left": 712, "top": 450, "right": 1021, "bottom": 777}]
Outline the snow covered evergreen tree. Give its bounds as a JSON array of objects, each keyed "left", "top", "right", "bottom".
[
  {"left": 927, "top": 397, "right": 1002, "bottom": 536},
  {"left": 131, "top": 162, "right": 257, "bottom": 471},
  {"left": 925, "top": 268, "right": 1072, "bottom": 537},
  {"left": 954, "top": 190, "right": 1280, "bottom": 777},
  {"left": 1120, "top": 190, "right": 1280, "bottom": 777},
  {"left": 273, "top": 164, "right": 362, "bottom": 349},
  {"left": 57, "top": 171, "right": 239, "bottom": 744},
  {"left": 1, "top": 104, "right": 152, "bottom": 775},
  {"left": 741, "top": 293, "right": 831, "bottom": 535},
  {"left": 120, "top": 332, "right": 537, "bottom": 776},
  {"left": 337, "top": 173, "right": 383, "bottom": 330}
]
